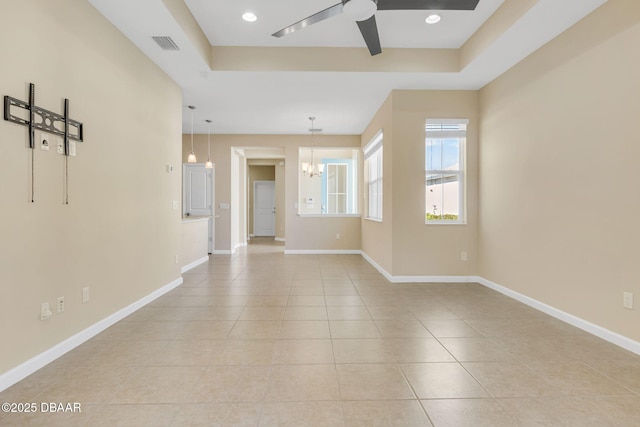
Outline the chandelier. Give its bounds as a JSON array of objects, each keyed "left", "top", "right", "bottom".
[{"left": 301, "top": 116, "right": 324, "bottom": 177}]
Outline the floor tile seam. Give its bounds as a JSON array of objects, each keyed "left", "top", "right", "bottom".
[
  {"left": 164, "top": 402, "right": 184, "bottom": 426},
  {"left": 425, "top": 334, "right": 465, "bottom": 366},
  {"left": 422, "top": 360, "right": 497, "bottom": 400},
  {"left": 419, "top": 396, "right": 517, "bottom": 426},
  {"left": 226, "top": 312, "right": 244, "bottom": 337},
  {"left": 459, "top": 360, "right": 587, "bottom": 399},
  {"left": 14, "top": 374, "right": 71, "bottom": 404},
  {"left": 525, "top": 358, "right": 637, "bottom": 389},
  {"left": 395, "top": 360, "right": 437, "bottom": 425},
  {"left": 580, "top": 360, "right": 640, "bottom": 396}
]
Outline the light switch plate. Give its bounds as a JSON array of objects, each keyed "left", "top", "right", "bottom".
[{"left": 623, "top": 292, "right": 633, "bottom": 310}]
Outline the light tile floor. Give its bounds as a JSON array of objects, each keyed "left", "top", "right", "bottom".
[{"left": 2, "top": 238, "right": 640, "bottom": 426}]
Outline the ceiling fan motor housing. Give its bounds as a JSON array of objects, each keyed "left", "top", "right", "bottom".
[
  {"left": 274, "top": 0, "right": 480, "bottom": 56},
  {"left": 342, "top": 0, "right": 378, "bottom": 21}
]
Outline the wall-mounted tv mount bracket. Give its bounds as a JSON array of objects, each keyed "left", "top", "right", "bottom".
[
  {"left": 3, "top": 83, "right": 84, "bottom": 203},
  {"left": 4, "top": 82, "right": 84, "bottom": 153}
]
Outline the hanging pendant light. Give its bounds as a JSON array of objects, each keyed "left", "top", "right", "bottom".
[
  {"left": 205, "top": 119, "right": 213, "bottom": 169},
  {"left": 302, "top": 117, "right": 324, "bottom": 178},
  {"left": 187, "top": 105, "right": 197, "bottom": 163}
]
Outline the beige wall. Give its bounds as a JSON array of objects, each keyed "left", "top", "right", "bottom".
[
  {"left": 361, "top": 94, "right": 394, "bottom": 272},
  {"left": 392, "top": 90, "right": 479, "bottom": 277},
  {"left": 181, "top": 219, "right": 208, "bottom": 268},
  {"left": 478, "top": 0, "right": 640, "bottom": 341},
  {"left": 361, "top": 90, "right": 479, "bottom": 277},
  {"left": 0, "top": 0, "right": 182, "bottom": 374},
  {"left": 183, "top": 134, "right": 361, "bottom": 252}
]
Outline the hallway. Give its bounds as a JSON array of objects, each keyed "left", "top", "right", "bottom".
[{"left": 1, "top": 242, "right": 639, "bottom": 425}]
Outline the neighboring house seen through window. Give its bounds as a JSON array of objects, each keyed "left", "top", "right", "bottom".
[{"left": 425, "top": 119, "right": 467, "bottom": 224}]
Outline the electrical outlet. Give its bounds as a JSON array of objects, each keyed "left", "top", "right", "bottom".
[
  {"left": 82, "top": 287, "right": 90, "bottom": 304},
  {"left": 461, "top": 251, "right": 468, "bottom": 261},
  {"left": 39, "top": 132, "right": 50, "bottom": 151},
  {"left": 40, "top": 302, "right": 52, "bottom": 320},
  {"left": 175, "top": 254, "right": 179, "bottom": 264},
  {"left": 336, "top": 233, "right": 340, "bottom": 240},
  {"left": 57, "top": 296, "right": 65, "bottom": 313},
  {"left": 623, "top": 292, "right": 633, "bottom": 310}
]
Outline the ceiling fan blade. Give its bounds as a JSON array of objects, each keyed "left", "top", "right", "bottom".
[
  {"left": 272, "top": 3, "right": 344, "bottom": 38},
  {"left": 377, "top": 0, "right": 480, "bottom": 11},
  {"left": 356, "top": 15, "right": 382, "bottom": 56}
]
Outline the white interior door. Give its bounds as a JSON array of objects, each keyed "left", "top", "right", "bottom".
[
  {"left": 254, "top": 181, "right": 276, "bottom": 237},
  {"left": 183, "top": 164, "right": 215, "bottom": 252}
]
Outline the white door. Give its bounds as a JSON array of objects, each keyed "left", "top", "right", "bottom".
[
  {"left": 254, "top": 181, "right": 276, "bottom": 237},
  {"left": 183, "top": 164, "right": 215, "bottom": 253}
]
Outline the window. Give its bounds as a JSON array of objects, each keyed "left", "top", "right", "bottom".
[
  {"left": 324, "top": 162, "right": 351, "bottom": 214},
  {"left": 364, "top": 131, "right": 383, "bottom": 221},
  {"left": 299, "top": 148, "right": 359, "bottom": 215},
  {"left": 425, "top": 119, "right": 467, "bottom": 224}
]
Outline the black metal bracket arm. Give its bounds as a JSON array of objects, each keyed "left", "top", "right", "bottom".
[{"left": 4, "top": 83, "right": 84, "bottom": 155}]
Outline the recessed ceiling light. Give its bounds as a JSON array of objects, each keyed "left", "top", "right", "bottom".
[
  {"left": 242, "top": 12, "right": 257, "bottom": 22},
  {"left": 425, "top": 14, "right": 441, "bottom": 24}
]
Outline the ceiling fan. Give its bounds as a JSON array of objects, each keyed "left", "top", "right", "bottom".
[{"left": 272, "top": 0, "right": 481, "bottom": 56}]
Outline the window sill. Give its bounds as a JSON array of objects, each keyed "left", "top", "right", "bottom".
[
  {"left": 298, "top": 214, "right": 361, "bottom": 218},
  {"left": 425, "top": 221, "right": 467, "bottom": 225},
  {"left": 364, "top": 217, "right": 383, "bottom": 223}
]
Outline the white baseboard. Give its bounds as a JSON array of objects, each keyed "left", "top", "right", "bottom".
[
  {"left": 475, "top": 276, "right": 640, "bottom": 356},
  {"left": 0, "top": 277, "right": 184, "bottom": 393},
  {"left": 360, "top": 251, "right": 639, "bottom": 355},
  {"left": 360, "top": 251, "right": 472, "bottom": 283},
  {"left": 180, "top": 256, "right": 209, "bottom": 273},
  {"left": 360, "top": 251, "right": 393, "bottom": 281},
  {"left": 213, "top": 242, "right": 246, "bottom": 255},
  {"left": 284, "top": 249, "right": 362, "bottom": 255},
  {"left": 391, "top": 275, "right": 477, "bottom": 283},
  {"left": 275, "top": 238, "right": 285, "bottom": 242}
]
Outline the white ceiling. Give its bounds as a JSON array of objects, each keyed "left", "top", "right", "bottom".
[
  {"left": 89, "top": 0, "right": 607, "bottom": 135},
  {"left": 186, "top": 0, "right": 504, "bottom": 49}
]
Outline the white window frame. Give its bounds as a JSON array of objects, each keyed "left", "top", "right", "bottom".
[
  {"left": 298, "top": 147, "right": 360, "bottom": 217},
  {"left": 425, "top": 119, "right": 467, "bottom": 225},
  {"left": 324, "top": 162, "right": 350, "bottom": 214},
  {"left": 364, "top": 131, "right": 383, "bottom": 222}
]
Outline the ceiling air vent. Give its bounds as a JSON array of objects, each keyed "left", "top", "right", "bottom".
[{"left": 152, "top": 36, "right": 180, "bottom": 51}]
